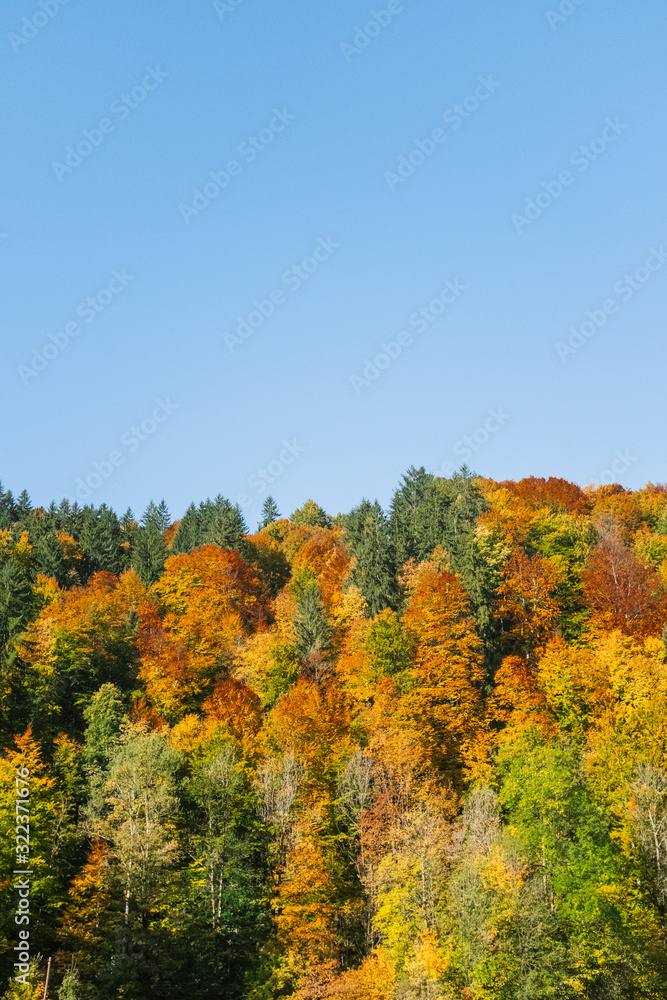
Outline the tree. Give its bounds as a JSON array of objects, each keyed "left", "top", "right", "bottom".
[
  {"left": 82, "top": 683, "right": 128, "bottom": 814},
  {"left": 582, "top": 533, "right": 667, "bottom": 638},
  {"left": 364, "top": 609, "right": 412, "bottom": 690},
  {"left": 183, "top": 740, "right": 265, "bottom": 967},
  {"left": 0, "top": 556, "right": 34, "bottom": 648},
  {"left": 344, "top": 501, "right": 397, "bottom": 615},
  {"left": 97, "top": 726, "right": 181, "bottom": 949},
  {"left": 15, "top": 569, "right": 145, "bottom": 741},
  {"left": 633, "top": 763, "right": 667, "bottom": 907},
  {"left": 34, "top": 532, "right": 68, "bottom": 586},
  {"left": 292, "top": 582, "right": 331, "bottom": 665},
  {"left": 132, "top": 501, "right": 169, "bottom": 586},
  {"left": 291, "top": 500, "right": 331, "bottom": 528},
  {"left": 259, "top": 496, "right": 280, "bottom": 529},
  {"left": 81, "top": 505, "right": 124, "bottom": 576},
  {"left": 403, "top": 566, "right": 485, "bottom": 777},
  {"left": 496, "top": 550, "right": 561, "bottom": 660},
  {"left": 170, "top": 502, "right": 200, "bottom": 555},
  {"left": 138, "top": 546, "right": 267, "bottom": 719},
  {"left": 389, "top": 466, "right": 434, "bottom": 568},
  {"left": 202, "top": 496, "right": 246, "bottom": 550}
]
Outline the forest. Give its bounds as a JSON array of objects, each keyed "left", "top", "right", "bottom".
[{"left": 1, "top": 469, "right": 667, "bottom": 999}]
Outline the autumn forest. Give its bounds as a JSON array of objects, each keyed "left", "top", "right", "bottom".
[{"left": 2, "top": 469, "right": 667, "bottom": 999}]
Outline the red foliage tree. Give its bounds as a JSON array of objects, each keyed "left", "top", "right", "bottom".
[{"left": 582, "top": 534, "right": 667, "bottom": 639}]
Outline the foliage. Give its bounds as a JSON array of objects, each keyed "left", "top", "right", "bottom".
[{"left": 0, "top": 472, "right": 666, "bottom": 998}]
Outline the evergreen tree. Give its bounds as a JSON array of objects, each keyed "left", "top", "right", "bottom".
[
  {"left": 202, "top": 495, "right": 246, "bottom": 550},
  {"left": 345, "top": 499, "right": 398, "bottom": 615},
  {"left": 34, "top": 531, "right": 68, "bottom": 586},
  {"left": 132, "top": 501, "right": 168, "bottom": 587},
  {"left": 81, "top": 505, "right": 124, "bottom": 576},
  {"left": 292, "top": 582, "right": 331, "bottom": 659},
  {"left": 0, "top": 484, "right": 16, "bottom": 529},
  {"left": 388, "top": 466, "right": 435, "bottom": 567},
  {"left": 170, "top": 502, "right": 200, "bottom": 554},
  {"left": 15, "top": 488, "right": 32, "bottom": 519},
  {"left": 0, "top": 558, "right": 34, "bottom": 647},
  {"left": 259, "top": 496, "right": 280, "bottom": 529}
]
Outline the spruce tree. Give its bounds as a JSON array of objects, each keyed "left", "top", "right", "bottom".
[
  {"left": 202, "top": 495, "right": 246, "bottom": 550},
  {"left": 388, "top": 466, "right": 435, "bottom": 567},
  {"left": 34, "top": 532, "right": 68, "bottom": 586},
  {"left": 132, "top": 501, "right": 168, "bottom": 587},
  {"left": 259, "top": 495, "right": 280, "bottom": 529},
  {"left": 170, "top": 503, "right": 200, "bottom": 554},
  {"left": 345, "top": 499, "right": 398, "bottom": 615},
  {"left": 292, "top": 582, "right": 331, "bottom": 659},
  {"left": 15, "top": 488, "right": 32, "bottom": 519},
  {"left": 81, "top": 505, "right": 124, "bottom": 576},
  {"left": 0, "top": 558, "right": 34, "bottom": 647}
]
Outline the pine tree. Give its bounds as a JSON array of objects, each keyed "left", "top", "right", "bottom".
[{"left": 259, "top": 495, "right": 280, "bottom": 529}]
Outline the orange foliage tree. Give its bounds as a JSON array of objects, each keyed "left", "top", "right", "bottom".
[
  {"left": 402, "top": 566, "right": 484, "bottom": 777},
  {"left": 582, "top": 534, "right": 667, "bottom": 639},
  {"left": 137, "top": 546, "right": 268, "bottom": 719},
  {"left": 496, "top": 550, "right": 561, "bottom": 659},
  {"left": 16, "top": 569, "right": 146, "bottom": 735}
]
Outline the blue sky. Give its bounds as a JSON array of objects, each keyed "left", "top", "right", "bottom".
[{"left": 2, "top": 0, "right": 665, "bottom": 524}]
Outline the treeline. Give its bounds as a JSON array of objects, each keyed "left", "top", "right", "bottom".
[{"left": 1, "top": 470, "right": 667, "bottom": 998}]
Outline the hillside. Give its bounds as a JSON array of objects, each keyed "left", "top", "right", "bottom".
[{"left": 2, "top": 469, "right": 667, "bottom": 999}]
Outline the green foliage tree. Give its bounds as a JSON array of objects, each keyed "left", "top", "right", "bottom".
[
  {"left": 96, "top": 726, "right": 182, "bottom": 976},
  {"left": 290, "top": 500, "right": 331, "bottom": 528}
]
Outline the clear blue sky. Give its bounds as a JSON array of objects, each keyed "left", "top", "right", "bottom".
[{"left": 2, "top": 0, "right": 665, "bottom": 524}]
